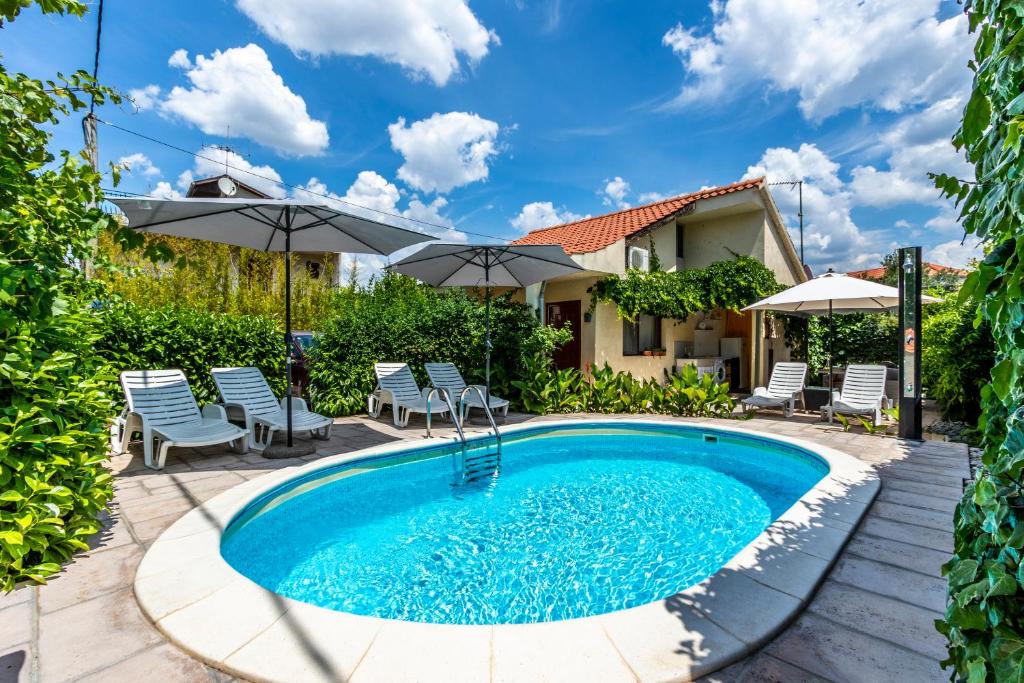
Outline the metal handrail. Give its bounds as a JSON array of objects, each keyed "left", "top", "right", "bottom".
[
  {"left": 458, "top": 386, "right": 501, "bottom": 455},
  {"left": 425, "top": 387, "right": 464, "bottom": 441}
]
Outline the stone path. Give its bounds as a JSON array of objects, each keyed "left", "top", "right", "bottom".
[{"left": 0, "top": 413, "right": 967, "bottom": 683}]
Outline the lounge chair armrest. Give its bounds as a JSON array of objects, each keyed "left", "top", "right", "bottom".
[
  {"left": 201, "top": 404, "right": 228, "bottom": 422},
  {"left": 219, "top": 401, "right": 251, "bottom": 424},
  {"left": 127, "top": 410, "right": 150, "bottom": 433},
  {"left": 279, "top": 396, "right": 309, "bottom": 412}
]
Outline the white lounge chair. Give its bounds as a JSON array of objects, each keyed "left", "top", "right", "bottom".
[
  {"left": 114, "top": 370, "right": 248, "bottom": 470},
  {"left": 741, "top": 362, "right": 808, "bottom": 417},
  {"left": 425, "top": 362, "right": 510, "bottom": 423},
  {"left": 368, "top": 363, "right": 450, "bottom": 434},
  {"left": 822, "top": 364, "right": 889, "bottom": 427},
  {"left": 212, "top": 366, "right": 333, "bottom": 451}
]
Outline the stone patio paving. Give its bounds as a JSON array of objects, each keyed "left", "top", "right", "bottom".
[{"left": 0, "top": 412, "right": 967, "bottom": 683}]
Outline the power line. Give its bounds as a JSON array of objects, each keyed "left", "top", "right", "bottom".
[{"left": 95, "top": 117, "right": 508, "bottom": 243}]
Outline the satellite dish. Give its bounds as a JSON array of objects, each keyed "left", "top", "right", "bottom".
[{"left": 217, "top": 176, "right": 238, "bottom": 196}]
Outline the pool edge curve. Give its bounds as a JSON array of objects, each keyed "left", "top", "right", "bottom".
[{"left": 132, "top": 417, "right": 880, "bottom": 683}]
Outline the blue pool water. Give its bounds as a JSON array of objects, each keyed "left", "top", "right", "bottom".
[{"left": 221, "top": 423, "right": 827, "bottom": 625}]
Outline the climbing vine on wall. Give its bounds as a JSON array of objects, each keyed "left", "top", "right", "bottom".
[
  {"left": 589, "top": 255, "right": 783, "bottom": 321},
  {"left": 930, "top": 2, "right": 1024, "bottom": 680}
]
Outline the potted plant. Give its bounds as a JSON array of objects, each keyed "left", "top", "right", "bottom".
[
  {"left": 652, "top": 347, "right": 667, "bottom": 357},
  {"left": 642, "top": 348, "right": 653, "bottom": 357}
]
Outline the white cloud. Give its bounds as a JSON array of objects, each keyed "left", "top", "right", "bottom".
[
  {"left": 602, "top": 176, "right": 631, "bottom": 209},
  {"left": 663, "top": 0, "right": 971, "bottom": 121},
  {"left": 128, "top": 84, "right": 161, "bottom": 111},
  {"left": 234, "top": 0, "right": 496, "bottom": 86},
  {"left": 746, "top": 141, "right": 976, "bottom": 273},
  {"left": 168, "top": 49, "right": 192, "bottom": 69},
  {"left": 849, "top": 96, "right": 973, "bottom": 207},
  {"left": 746, "top": 143, "right": 872, "bottom": 272},
  {"left": 118, "top": 153, "right": 161, "bottom": 178},
  {"left": 150, "top": 181, "right": 182, "bottom": 199},
  {"left": 294, "top": 172, "right": 468, "bottom": 282},
  {"left": 293, "top": 171, "right": 467, "bottom": 243},
  {"left": 177, "top": 146, "right": 288, "bottom": 198},
  {"left": 923, "top": 205, "right": 965, "bottom": 235},
  {"left": 510, "top": 201, "right": 586, "bottom": 233},
  {"left": 388, "top": 112, "right": 500, "bottom": 193},
  {"left": 927, "top": 238, "right": 982, "bottom": 268},
  {"left": 159, "top": 44, "right": 329, "bottom": 157},
  {"left": 637, "top": 191, "right": 669, "bottom": 204}
]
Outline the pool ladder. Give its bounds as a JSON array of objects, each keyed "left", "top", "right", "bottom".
[{"left": 432, "top": 387, "right": 502, "bottom": 484}]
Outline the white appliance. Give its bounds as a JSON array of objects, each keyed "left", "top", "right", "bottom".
[
  {"left": 627, "top": 246, "right": 650, "bottom": 271},
  {"left": 719, "top": 337, "right": 746, "bottom": 389}
]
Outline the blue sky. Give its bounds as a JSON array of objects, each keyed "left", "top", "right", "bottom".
[{"left": 5, "top": 0, "right": 978, "bottom": 275}]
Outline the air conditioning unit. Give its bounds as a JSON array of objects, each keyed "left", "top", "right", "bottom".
[{"left": 628, "top": 246, "right": 650, "bottom": 271}]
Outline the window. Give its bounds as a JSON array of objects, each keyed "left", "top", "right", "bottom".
[
  {"left": 305, "top": 260, "right": 322, "bottom": 279},
  {"left": 676, "top": 224, "right": 685, "bottom": 261},
  {"left": 622, "top": 315, "right": 662, "bottom": 355}
]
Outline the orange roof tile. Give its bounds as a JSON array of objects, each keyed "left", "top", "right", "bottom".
[
  {"left": 847, "top": 263, "right": 970, "bottom": 280},
  {"left": 510, "top": 177, "right": 765, "bottom": 254}
]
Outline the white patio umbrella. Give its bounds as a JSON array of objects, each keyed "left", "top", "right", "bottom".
[
  {"left": 742, "top": 271, "right": 940, "bottom": 395},
  {"left": 387, "top": 243, "right": 584, "bottom": 404},
  {"left": 109, "top": 197, "right": 435, "bottom": 448}
]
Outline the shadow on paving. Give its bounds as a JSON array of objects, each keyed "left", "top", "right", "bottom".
[{"left": 0, "top": 650, "right": 26, "bottom": 683}]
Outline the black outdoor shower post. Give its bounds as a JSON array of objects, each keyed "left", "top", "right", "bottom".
[{"left": 898, "top": 246, "right": 923, "bottom": 440}]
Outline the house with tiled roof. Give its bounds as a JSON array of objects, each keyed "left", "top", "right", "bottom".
[
  {"left": 510, "top": 177, "right": 807, "bottom": 390},
  {"left": 847, "top": 263, "right": 969, "bottom": 281}
]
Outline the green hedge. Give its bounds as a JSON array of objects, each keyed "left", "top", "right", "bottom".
[
  {"left": 921, "top": 301, "right": 993, "bottom": 424},
  {"left": 784, "top": 313, "right": 899, "bottom": 375},
  {"left": 307, "top": 274, "right": 552, "bottom": 416},
  {"left": 1, "top": 51, "right": 120, "bottom": 588},
  {"left": 93, "top": 301, "right": 285, "bottom": 404}
]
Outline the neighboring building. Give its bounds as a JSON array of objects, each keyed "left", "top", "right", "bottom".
[
  {"left": 185, "top": 173, "right": 341, "bottom": 285},
  {"left": 846, "top": 263, "right": 969, "bottom": 281},
  {"left": 510, "top": 177, "right": 807, "bottom": 391}
]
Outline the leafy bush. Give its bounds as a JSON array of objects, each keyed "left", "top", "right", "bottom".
[
  {"left": 929, "top": 2, "right": 1024, "bottom": 679},
  {"left": 93, "top": 300, "right": 285, "bottom": 404},
  {"left": 921, "top": 300, "right": 993, "bottom": 423},
  {"left": 0, "top": 35, "right": 125, "bottom": 588},
  {"left": 512, "top": 358, "right": 735, "bottom": 418},
  {"left": 307, "top": 274, "right": 553, "bottom": 416}
]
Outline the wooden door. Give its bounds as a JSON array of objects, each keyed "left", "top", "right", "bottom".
[{"left": 546, "top": 300, "right": 582, "bottom": 370}]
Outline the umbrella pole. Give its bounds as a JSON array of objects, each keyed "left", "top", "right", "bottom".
[
  {"left": 285, "top": 227, "right": 293, "bottom": 448},
  {"left": 484, "top": 255, "right": 492, "bottom": 406},
  {"left": 828, "top": 299, "right": 834, "bottom": 405}
]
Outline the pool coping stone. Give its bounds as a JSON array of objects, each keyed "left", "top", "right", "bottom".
[{"left": 133, "top": 418, "right": 879, "bottom": 683}]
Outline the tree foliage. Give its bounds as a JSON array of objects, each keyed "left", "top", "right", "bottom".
[
  {"left": 306, "top": 274, "right": 558, "bottom": 416},
  {"left": 0, "top": 22, "right": 124, "bottom": 587},
  {"left": 930, "top": 2, "right": 1024, "bottom": 680},
  {"left": 590, "top": 255, "right": 783, "bottom": 321},
  {"left": 96, "top": 231, "right": 337, "bottom": 332}
]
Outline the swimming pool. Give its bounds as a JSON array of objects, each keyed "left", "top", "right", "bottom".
[{"left": 220, "top": 423, "right": 828, "bottom": 625}]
